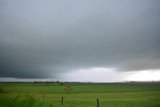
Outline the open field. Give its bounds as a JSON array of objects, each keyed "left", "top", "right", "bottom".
[{"left": 0, "top": 82, "right": 160, "bottom": 107}]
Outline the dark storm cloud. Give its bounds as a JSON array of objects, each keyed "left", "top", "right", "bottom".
[{"left": 0, "top": 0, "right": 160, "bottom": 79}]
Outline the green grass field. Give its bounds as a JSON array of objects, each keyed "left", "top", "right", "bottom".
[{"left": 0, "top": 82, "right": 160, "bottom": 107}]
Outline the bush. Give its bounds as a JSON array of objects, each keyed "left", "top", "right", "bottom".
[{"left": 64, "top": 85, "right": 73, "bottom": 94}]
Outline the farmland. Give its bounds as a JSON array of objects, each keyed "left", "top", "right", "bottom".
[{"left": 0, "top": 82, "right": 160, "bottom": 107}]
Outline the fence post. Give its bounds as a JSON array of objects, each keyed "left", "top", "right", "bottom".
[
  {"left": 61, "top": 97, "right": 64, "bottom": 105},
  {"left": 96, "top": 99, "right": 99, "bottom": 107}
]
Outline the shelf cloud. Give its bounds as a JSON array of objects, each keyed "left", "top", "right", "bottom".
[{"left": 0, "top": 0, "right": 160, "bottom": 81}]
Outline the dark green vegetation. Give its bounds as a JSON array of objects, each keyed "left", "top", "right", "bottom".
[{"left": 0, "top": 82, "right": 160, "bottom": 107}]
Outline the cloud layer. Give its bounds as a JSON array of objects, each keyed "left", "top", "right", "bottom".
[{"left": 0, "top": 0, "right": 160, "bottom": 80}]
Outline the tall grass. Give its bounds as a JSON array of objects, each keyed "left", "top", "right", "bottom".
[{"left": 0, "top": 94, "right": 55, "bottom": 107}]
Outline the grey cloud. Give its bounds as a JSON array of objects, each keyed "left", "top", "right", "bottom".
[{"left": 0, "top": 0, "right": 160, "bottom": 79}]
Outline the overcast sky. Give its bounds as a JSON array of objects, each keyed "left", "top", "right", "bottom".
[{"left": 0, "top": 0, "right": 160, "bottom": 82}]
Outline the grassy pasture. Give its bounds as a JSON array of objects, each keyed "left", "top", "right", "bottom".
[{"left": 0, "top": 82, "right": 160, "bottom": 107}]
